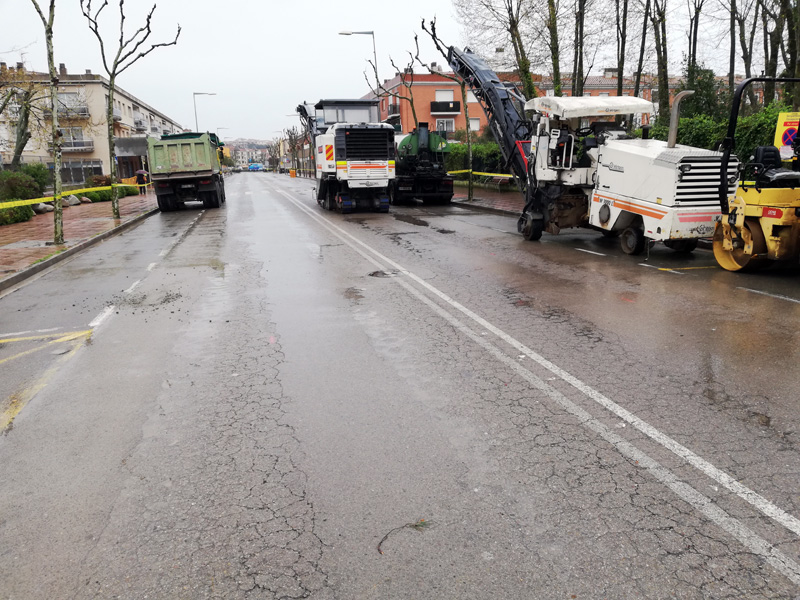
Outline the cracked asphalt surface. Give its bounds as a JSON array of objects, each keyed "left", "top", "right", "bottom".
[{"left": 1, "top": 172, "right": 799, "bottom": 598}]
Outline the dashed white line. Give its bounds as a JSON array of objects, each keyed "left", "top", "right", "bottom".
[
  {"left": 738, "top": 287, "right": 800, "bottom": 304},
  {"left": 576, "top": 248, "right": 606, "bottom": 256},
  {"left": 123, "top": 279, "right": 142, "bottom": 294},
  {"left": 277, "top": 187, "right": 800, "bottom": 584},
  {"left": 88, "top": 305, "right": 115, "bottom": 329},
  {"left": 146, "top": 262, "right": 157, "bottom": 272}
]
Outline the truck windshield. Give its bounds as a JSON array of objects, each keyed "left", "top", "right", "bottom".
[{"left": 322, "top": 106, "right": 377, "bottom": 125}]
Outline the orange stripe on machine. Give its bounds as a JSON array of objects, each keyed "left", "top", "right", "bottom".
[
  {"left": 677, "top": 212, "right": 718, "bottom": 223},
  {"left": 593, "top": 193, "right": 668, "bottom": 220},
  {"left": 325, "top": 145, "right": 334, "bottom": 160}
]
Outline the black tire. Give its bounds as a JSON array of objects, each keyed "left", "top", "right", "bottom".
[
  {"left": 157, "top": 194, "right": 177, "bottom": 212},
  {"left": 664, "top": 238, "right": 698, "bottom": 253},
  {"left": 521, "top": 212, "right": 544, "bottom": 241},
  {"left": 620, "top": 226, "right": 646, "bottom": 255},
  {"left": 203, "top": 190, "right": 221, "bottom": 209},
  {"left": 601, "top": 229, "right": 620, "bottom": 238}
]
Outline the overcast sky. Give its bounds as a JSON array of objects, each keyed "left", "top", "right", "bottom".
[{"left": 1, "top": 0, "right": 466, "bottom": 140}]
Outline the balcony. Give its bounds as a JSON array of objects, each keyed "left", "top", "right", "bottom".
[
  {"left": 134, "top": 119, "right": 147, "bottom": 132},
  {"left": 52, "top": 139, "right": 94, "bottom": 153},
  {"left": 150, "top": 124, "right": 160, "bottom": 133},
  {"left": 112, "top": 107, "right": 122, "bottom": 121},
  {"left": 430, "top": 100, "right": 461, "bottom": 114},
  {"left": 387, "top": 104, "right": 401, "bottom": 116},
  {"left": 43, "top": 105, "right": 90, "bottom": 119}
]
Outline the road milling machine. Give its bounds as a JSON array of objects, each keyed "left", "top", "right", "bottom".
[
  {"left": 713, "top": 77, "right": 800, "bottom": 271},
  {"left": 297, "top": 99, "right": 395, "bottom": 213},
  {"left": 446, "top": 47, "right": 740, "bottom": 254},
  {"left": 393, "top": 122, "right": 454, "bottom": 204}
]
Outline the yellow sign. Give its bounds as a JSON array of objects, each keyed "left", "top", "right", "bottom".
[{"left": 773, "top": 112, "right": 800, "bottom": 160}]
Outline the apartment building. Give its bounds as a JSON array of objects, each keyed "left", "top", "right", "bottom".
[
  {"left": 367, "top": 67, "right": 490, "bottom": 135},
  {"left": 0, "top": 62, "right": 182, "bottom": 184}
]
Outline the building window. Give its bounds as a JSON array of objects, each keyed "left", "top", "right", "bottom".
[
  {"left": 546, "top": 89, "right": 555, "bottom": 97},
  {"left": 436, "top": 119, "right": 455, "bottom": 132},
  {"left": 469, "top": 118, "right": 480, "bottom": 131},
  {"left": 435, "top": 89, "right": 454, "bottom": 102},
  {"left": 466, "top": 91, "right": 477, "bottom": 103}
]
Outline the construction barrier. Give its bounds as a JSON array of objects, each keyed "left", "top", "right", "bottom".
[
  {"left": 0, "top": 182, "right": 151, "bottom": 209},
  {"left": 447, "top": 169, "right": 515, "bottom": 178}
]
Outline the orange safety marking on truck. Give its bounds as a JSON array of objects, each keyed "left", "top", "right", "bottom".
[
  {"left": 325, "top": 145, "right": 334, "bottom": 161},
  {"left": 593, "top": 192, "right": 668, "bottom": 220}
]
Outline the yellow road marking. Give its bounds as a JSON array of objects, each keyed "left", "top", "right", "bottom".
[
  {"left": 0, "top": 330, "right": 92, "bottom": 367},
  {"left": 0, "top": 337, "right": 86, "bottom": 432},
  {"left": 0, "top": 330, "right": 92, "bottom": 344}
]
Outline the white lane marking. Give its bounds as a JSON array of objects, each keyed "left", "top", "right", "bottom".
[
  {"left": 88, "top": 305, "right": 115, "bottom": 329},
  {"left": 146, "top": 262, "right": 157, "bottom": 272},
  {"left": 576, "top": 248, "right": 606, "bottom": 256},
  {"left": 738, "top": 287, "right": 800, "bottom": 305},
  {"left": 278, "top": 189, "right": 800, "bottom": 555},
  {"left": 123, "top": 279, "right": 142, "bottom": 294},
  {"left": 158, "top": 211, "right": 205, "bottom": 258}
]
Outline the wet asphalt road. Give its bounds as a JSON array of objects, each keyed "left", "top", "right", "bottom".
[{"left": 1, "top": 172, "right": 800, "bottom": 598}]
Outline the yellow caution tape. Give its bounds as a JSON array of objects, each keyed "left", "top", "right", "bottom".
[
  {"left": 447, "top": 169, "right": 516, "bottom": 178},
  {"left": 0, "top": 182, "right": 150, "bottom": 209}
]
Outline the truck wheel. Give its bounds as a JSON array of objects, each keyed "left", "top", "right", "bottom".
[
  {"left": 521, "top": 212, "right": 544, "bottom": 241},
  {"left": 620, "top": 226, "right": 646, "bottom": 255},
  {"left": 203, "top": 191, "right": 221, "bottom": 209},
  {"left": 157, "top": 195, "right": 177, "bottom": 212},
  {"left": 664, "top": 239, "right": 698, "bottom": 253}
]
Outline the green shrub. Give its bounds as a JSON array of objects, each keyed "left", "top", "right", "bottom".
[
  {"left": 91, "top": 174, "right": 111, "bottom": 187},
  {"left": 19, "top": 163, "right": 51, "bottom": 195},
  {"left": 121, "top": 185, "right": 138, "bottom": 196},
  {"left": 446, "top": 142, "right": 505, "bottom": 178},
  {"left": 85, "top": 191, "right": 101, "bottom": 202},
  {"left": 0, "top": 171, "right": 40, "bottom": 202},
  {"left": 0, "top": 204, "right": 35, "bottom": 226}
]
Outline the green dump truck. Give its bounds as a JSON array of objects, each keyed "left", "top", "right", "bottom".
[{"left": 147, "top": 132, "right": 226, "bottom": 211}]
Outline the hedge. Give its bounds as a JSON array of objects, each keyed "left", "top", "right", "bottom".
[{"left": 0, "top": 204, "right": 35, "bottom": 226}]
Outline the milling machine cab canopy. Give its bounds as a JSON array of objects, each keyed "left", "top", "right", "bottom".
[
  {"left": 524, "top": 96, "right": 656, "bottom": 120},
  {"left": 313, "top": 99, "right": 380, "bottom": 134}
]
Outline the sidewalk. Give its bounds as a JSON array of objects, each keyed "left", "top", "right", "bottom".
[
  {"left": 0, "top": 192, "right": 157, "bottom": 290},
  {"left": 452, "top": 186, "right": 524, "bottom": 215}
]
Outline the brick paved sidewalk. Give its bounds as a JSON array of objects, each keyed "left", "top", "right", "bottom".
[
  {"left": 0, "top": 192, "right": 157, "bottom": 283},
  {"left": 452, "top": 186, "right": 524, "bottom": 215}
]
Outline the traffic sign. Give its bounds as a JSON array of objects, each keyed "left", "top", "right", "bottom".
[{"left": 774, "top": 112, "right": 800, "bottom": 159}]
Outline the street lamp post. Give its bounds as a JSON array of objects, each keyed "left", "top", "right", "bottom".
[
  {"left": 193, "top": 92, "right": 216, "bottom": 132},
  {"left": 339, "top": 30, "right": 378, "bottom": 89}
]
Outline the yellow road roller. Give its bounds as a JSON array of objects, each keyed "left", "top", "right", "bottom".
[{"left": 714, "top": 77, "right": 800, "bottom": 271}]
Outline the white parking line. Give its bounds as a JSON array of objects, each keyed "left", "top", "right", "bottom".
[
  {"left": 738, "top": 287, "right": 800, "bottom": 304},
  {"left": 576, "top": 248, "right": 606, "bottom": 256},
  {"left": 88, "top": 305, "right": 115, "bottom": 329},
  {"left": 277, "top": 188, "right": 800, "bottom": 584},
  {"left": 146, "top": 262, "right": 157, "bottom": 272}
]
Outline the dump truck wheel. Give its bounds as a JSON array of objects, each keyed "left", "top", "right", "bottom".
[
  {"left": 620, "top": 226, "right": 646, "bottom": 255},
  {"left": 712, "top": 220, "right": 767, "bottom": 271},
  {"left": 203, "top": 191, "right": 220, "bottom": 209},
  {"left": 157, "top": 195, "right": 177, "bottom": 212},
  {"left": 664, "top": 239, "right": 698, "bottom": 253}
]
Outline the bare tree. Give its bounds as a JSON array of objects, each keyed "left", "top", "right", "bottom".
[
  {"left": 283, "top": 126, "right": 301, "bottom": 172},
  {"left": 759, "top": 0, "right": 784, "bottom": 103},
  {"left": 420, "top": 20, "right": 475, "bottom": 201},
  {"left": 686, "top": 0, "right": 705, "bottom": 90},
  {"left": 81, "top": 0, "right": 180, "bottom": 218},
  {"left": 571, "top": 0, "right": 587, "bottom": 96},
  {"left": 650, "top": 0, "right": 670, "bottom": 121},
  {"left": 633, "top": 0, "right": 651, "bottom": 100},
  {"left": 453, "top": 0, "right": 541, "bottom": 98},
  {"left": 615, "top": 0, "right": 629, "bottom": 99},
  {"left": 781, "top": 0, "right": 799, "bottom": 107},
  {"left": 29, "top": 0, "right": 64, "bottom": 244},
  {"left": 364, "top": 52, "right": 420, "bottom": 131}
]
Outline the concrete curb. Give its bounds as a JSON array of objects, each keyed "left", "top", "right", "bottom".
[{"left": 0, "top": 207, "right": 159, "bottom": 293}]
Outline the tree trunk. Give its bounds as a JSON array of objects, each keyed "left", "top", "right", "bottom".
[
  {"left": 762, "top": 4, "right": 784, "bottom": 103},
  {"left": 44, "top": 7, "right": 63, "bottom": 245},
  {"left": 106, "top": 76, "right": 120, "bottom": 218},
  {"left": 779, "top": 0, "right": 799, "bottom": 108},
  {"left": 737, "top": 5, "right": 760, "bottom": 109},
  {"left": 508, "top": 8, "right": 536, "bottom": 99},
  {"left": 11, "top": 91, "right": 32, "bottom": 169},
  {"left": 729, "top": 0, "right": 737, "bottom": 95},
  {"left": 459, "top": 81, "right": 473, "bottom": 202},
  {"left": 651, "top": 0, "right": 670, "bottom": 122},
  {"left": 547, "top": 0, "right": 563, "bottom": 95},
  {"left": 616, "top": 0, "right": 628, "bottom": 99},
  {"left": 633, "top": 0, "right": 650, "bottom": 99}
]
